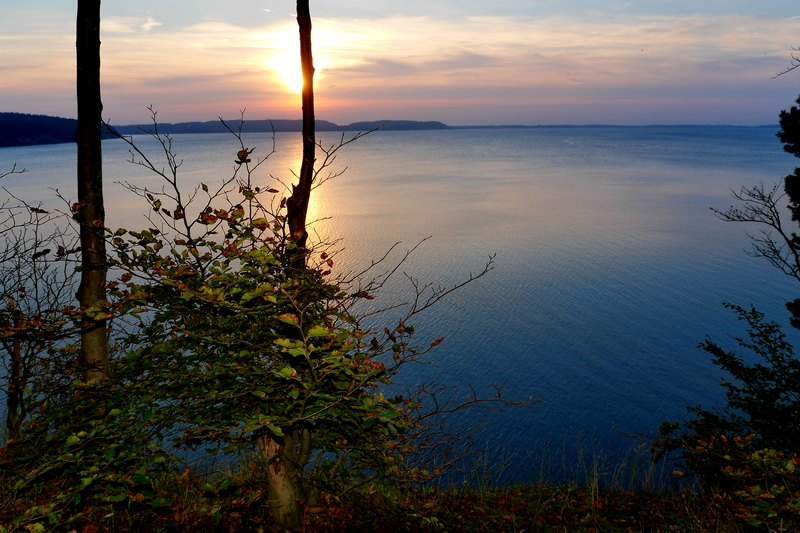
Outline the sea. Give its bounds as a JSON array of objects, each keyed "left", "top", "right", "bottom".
[{"left": 1, "top": 125, "right": 798, "bottom": 484}]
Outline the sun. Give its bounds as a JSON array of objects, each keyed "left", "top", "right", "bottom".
[{"left": 266, "top": 51, "right": 304, "bottom": 93}]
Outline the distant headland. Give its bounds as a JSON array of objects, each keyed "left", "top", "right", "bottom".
[
  {"left": 0, "top": 112, "right": 776, "bottom": 148},
  {"left": 0, "top": 113, "right": 451, "bottom": 148},
  {"left": 0, "top": 112, "right": 122, "bottom": 148}
]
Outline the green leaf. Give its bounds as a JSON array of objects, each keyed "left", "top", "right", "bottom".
[{"left": 308, "top": 325, "right": 331, "bottom": 337}]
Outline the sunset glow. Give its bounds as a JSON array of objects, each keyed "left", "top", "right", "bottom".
[
  {"left": 1, "top": 2, "right": 798, "bottom": 125},
  {"left": 266, "top": 51, "right": 304, "bottom": 94}
]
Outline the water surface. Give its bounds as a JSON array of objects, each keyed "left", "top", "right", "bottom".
[{"left": 2, "top": 126, "right": 796, "bottom": 481}]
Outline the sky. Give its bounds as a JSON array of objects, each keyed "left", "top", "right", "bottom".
[{"left": 1, "top": 1, "right": 799, "bottom": 126}]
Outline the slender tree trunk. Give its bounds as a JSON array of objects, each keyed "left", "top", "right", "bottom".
[
  {"left": 286, "top": 0, "right": 316, "bottom": 264},
  {"left": 5, "top": 300, "right": 23, "bottom": 441},
  {"left": 75, "top": 0, "right": 109, "bottom": 382},
  {"left": 261, "top": 3, "right": 316, "bottom": 528}
]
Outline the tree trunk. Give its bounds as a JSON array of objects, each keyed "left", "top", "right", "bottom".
[
  {"left": 5, "top": 299, "right": 23, "bottom": 441},
  {"left": 262, "top": 3, "right": 316, "bottom": 528},
  {"left": 285, "top": 0, "right": 316, "bottom": 265},
  {"left": 259, "top": 432, "right": 303, "bottom": 529},
  {"left": 75, "top": 0, "right": 109, "bottom": 382}
]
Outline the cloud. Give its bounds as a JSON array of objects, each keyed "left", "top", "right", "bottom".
[
  {"left": 2, "top": 11, "right": 799, "bottom": 123},
  {"left": 141, "top": 17, "right": 162, "bottom": 32}
]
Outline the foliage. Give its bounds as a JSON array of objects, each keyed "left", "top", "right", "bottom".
[
  {"left": 1, "top": 474, "right": 742, "bottom": 532},
  {"left": 0, "top": 116, "right": 506, "bottom": 530},
  {"left": 104, "top": 210, "right": 425, "bottom": 481},
  {"left": 5, "top": 377, "right": 173, "bottom": 529},
  {"left": 776, "top": 94, "right": 800, "bottom": 327},
  {"left": 655, "top": 305, "right": 800, "bottom": 483},
  {"left": 701, "top": 305, "right": 800, "bottom": 452},
  {"left": 777, "top": 94, "right": 800, "bottom": 159},
  {"left": 654, "top": 94, "right": 800, "bottom": 531},
  {"left": 718, "top": 436, "right": 800, "bottom": 532},
  {"left": 3, "top": 2, "right": 511, "bottom": 528},
  {"left": 710, "top": 94, "right": 800, "bottom": 327}
]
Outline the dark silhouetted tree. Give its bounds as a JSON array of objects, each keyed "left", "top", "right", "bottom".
[
  {"left": 655, "top": 95, "right": 800, "bottom": 497},
  {"left": 285, "top": 0, "right": 316, "bottom": 267}
]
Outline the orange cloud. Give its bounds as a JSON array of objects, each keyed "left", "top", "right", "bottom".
[{"left": 1, "top": 11, "right": 798, "bottom": 124}]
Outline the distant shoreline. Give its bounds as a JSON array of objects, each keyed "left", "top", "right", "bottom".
[{"left": 0, "top": 112, "right": 777, "bottom": 148}]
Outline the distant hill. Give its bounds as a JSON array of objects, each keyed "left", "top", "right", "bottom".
[
  {"left": 0, "top": 113, "right": 452, "bottom": 147},
  {"left": 6, "top": 112, "right": 767, "bottom": 148},
  {"left": 0, "top": 113, "right": 79, "bottom": 147},
  {"left": 0, "top": 112, "right": 119, "bottom": 148},
  {"left": 342, "top": 120, "right": 449, "bottom": 131},
  {"left": 110, "top": 118, "right": 450, "bottom": 135},
  {"left": 111, "top": 119, "right": 340, "bottom": 135}
]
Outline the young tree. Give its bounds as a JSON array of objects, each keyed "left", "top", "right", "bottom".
[
  {"left": 285, "top": 0, "right": 316, "bottom": 264},
  {"left": 75, "top": 0, "right": 109, "bottom": 382},
  {"left": 264, "top": 2, "right": 317, "bottom": 526},
  {"left": 0, "top": 198, "right": 76, "bottom": 442}
]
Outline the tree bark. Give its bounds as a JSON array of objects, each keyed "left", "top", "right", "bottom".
[
  {"left": 285, "top": 0, "right": 316, "bottom": 265},
  {"left": 75, "top": 0, "right": 109, "bottom": 382},
  {"left": 259, "top": 432, "right": 303, "bottom": 529},
  {"left": 261, "top": 3, "right": 315, "bottom": 528}
]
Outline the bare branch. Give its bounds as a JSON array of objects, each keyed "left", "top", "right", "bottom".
[
  {"left": 0, "top": 164, "right": 27, "bottom": 180},
  {"left": 773, "top": 46, "right": 800, "bottom": 79},
  {"left": 711, "top": 181, "right": 800, "bottom": 282}
]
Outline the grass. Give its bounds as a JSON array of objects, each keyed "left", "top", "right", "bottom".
[
  {"left": 0, "top": 479, "right": 743, "bottom": 532},
  {"left": 301, "top": 484, "right": 741, "bottom": 533},
  {"left": 0, "top": 446, "right": 746, "bottom": 533},
  {"left": 0, "top": 486, "right": 743, "bottom": 533}
]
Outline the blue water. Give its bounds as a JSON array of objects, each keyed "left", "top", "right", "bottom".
[{"left": 2, "top": 126, "right": 797, "bottom": 482}]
